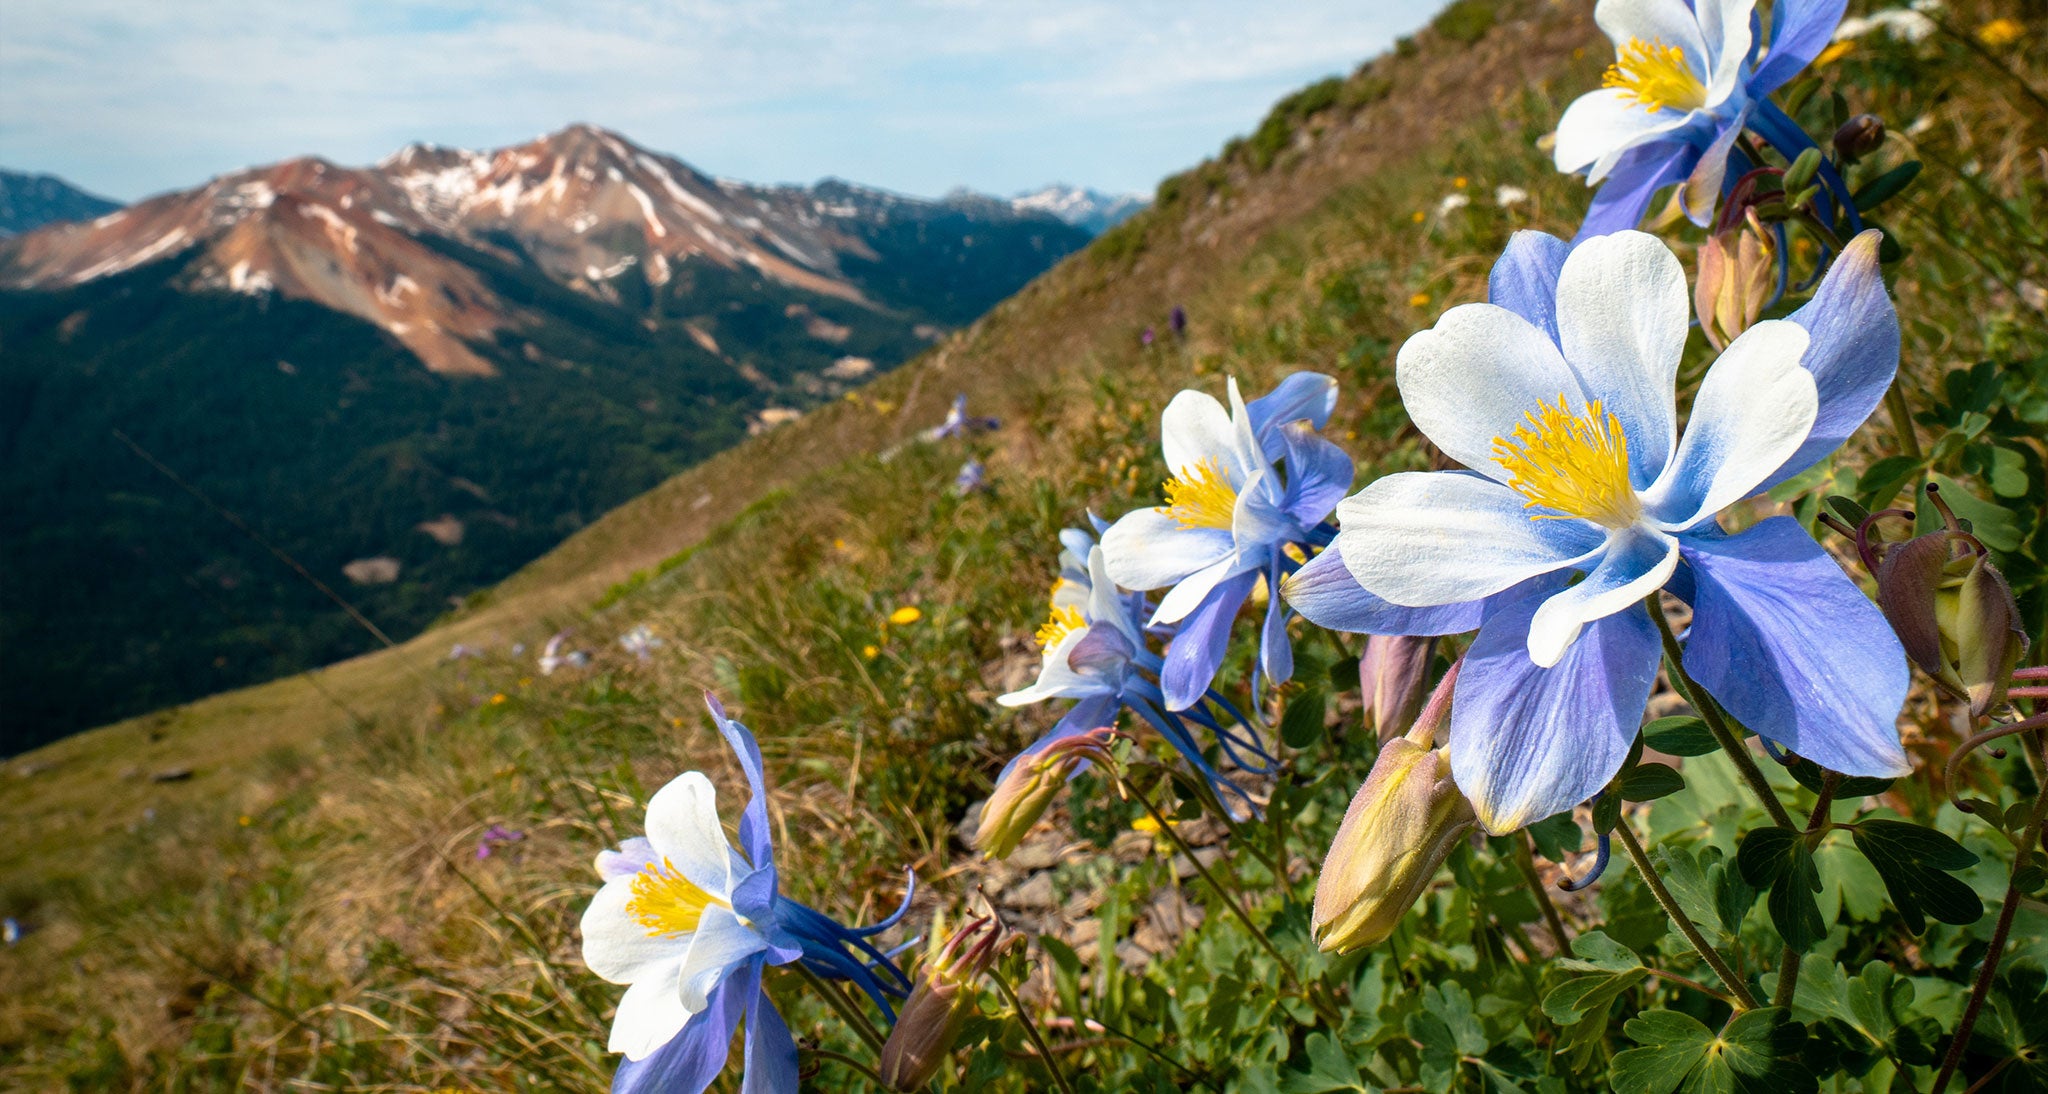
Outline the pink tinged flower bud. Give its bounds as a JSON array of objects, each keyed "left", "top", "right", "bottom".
[
  {"left": 878, "top": 916, "right": 1011, "bottom": 1091},
  {"left": 1360, "top": 635, "right": 1434, "bottom": 743},
  {"left": 1873, "top": 489, "right": 2029, "bottom": 718},
  {"left": 1312, "top": 664, "right": 1472, "bottom": 954},
  {"left": 972, "top": 728, "right": 1118, "bottom": 860},
  {"left": 1695, "top": 210, "right": 1776, "bottom": 351}
]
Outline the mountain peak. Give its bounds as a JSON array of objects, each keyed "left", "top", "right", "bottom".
[{"left": 1010, "top": 183, "right": 1148, "bottom": 235}]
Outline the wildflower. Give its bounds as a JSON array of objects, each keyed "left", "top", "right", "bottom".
[
  {"left": 1494, "top": 185, "right": 1530, "bottom": 208},
  {"left": 1555, "top": 0, "right": 1856, "bottom": 239},
  {"left": 1410, "top": 210, "right": 1426, "bottom": 223},
  {"left": 489, "top": 692, "right": 507, "bottom": 705},
  {"left": 1142, "top": 327, "right": 1156, "bottom": 347},
  {"left": 1101, "top": 373, "right": 1353, "bottom": 709},
  {"left": 1873, "top": 489, "right": 2029, "bottom": 718},
  {"left": 1453, "top": 176, "right": 1469, "bottom": 189},
  {"left": 475, "top": 824, "right": 525, "bottom": 860},
  {"left": 540, "top": 633, "right": 589, "bottom": 675},
  {"left": 2, "top": 918, "right": 19, "bottom": 946},
  {"left": 924, "top": 394, "right": 1000, "bottom": 441},
  {"left": 1977, "top": 18, "right": 2025, "bottom": 47},
  {"left": 953, "top": 460, "right": 987, "bottom": 496},
  {"left": 974, "top": 727, "right": 1119, "bottom": 859},
  {"left": 619, "top": 624, "right": 665, "bottom": 662},
  {"left": 1831, "top": 114, "right": 1886, "bottom": 164},
  {"left": 879, "top": 915, "right": 1014, "bottom": 1091},
  {"left": 1313, "top": 665, "right": 1474, "bottom": 952},
  {"left": 1409, "top": 292, "right": 1432, "bottom": 308},
  {"left": 863, "top": 644, "right": 880, "bottom": 659},
  {"left": 1437, "top": 193, "right": 1470, "bottom": 217},
  {"left": 889, "top": 606, "right": 924, "bottom": 626},
  {"left": 584, "top": 695, "right": 914, "bottom": 1093},
  {"left": 237, "top": 814, "right": 253, "bottom": 827},
  {"left": 1169, "top": 305, "right": 1188, "bottom": 339},
  {"left": 1360, "top": 635, "right": 1435, "bottom": 743},
  {"left": 1002, "top": 528, "right": 1272, "bottom": 814},
  {"left": 1814, "top": 39, "right": 1855, "bottom": 65},
  {"left": 1288, "top": 229, "right": 1910, "bottom": 833},
  {"left": 447, "top": 643, "right": 480, "bottom": 661},
  {"left": 1695, "top": 208, "right": 1776, "bottom": 350}
]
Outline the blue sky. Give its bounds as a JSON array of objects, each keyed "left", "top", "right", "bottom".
[{"left": 0, "top": 1, "right": 1448, "bottom": 204}]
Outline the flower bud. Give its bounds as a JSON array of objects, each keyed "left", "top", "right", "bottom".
[
  {"left": 972, "top": 727, "right": 1118, "bottom": 860},
  {"left": 1695, "top": 209, "right": 1776, "bottom": 350},
  {"left": 1832, "top": 114, "right": 1886, "bottom": 163},
  {"left": 878, "top": 915, "right": 1011, "bottom": 1091},
  {"left": 1360, "top": 635, "right": 1434, "bottom": 743},
  {"left": 1312, "top": 665, "right": 1474, "bottom": 953},
  {"left": 1873, "top": 487, "right": 2029, "bottom": 718}
]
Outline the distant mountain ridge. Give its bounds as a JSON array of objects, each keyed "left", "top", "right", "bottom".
[
  {"left": 0, "top": 169, "right": 122, "bottom": 238},
  {"left": 1010, "top": 184, "right": 1148, "bottom": 234},
  {"left": 0, "top": 124, "right": 1092, "bottom": 750}
]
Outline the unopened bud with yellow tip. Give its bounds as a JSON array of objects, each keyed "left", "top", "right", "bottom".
[
  {"left": 1696, "top": 208, "right": 1777, "bottom": 351},
  {"left": 972, "top": 727, "right": 1119, "bottom": 860},
  {"left": 1360, "top": 634, "right": 1434, "bottom": 744},
  {"left": 877, "top": 914, "right": 1014, "bottom": 1091},
  {"left": 1312, "top": 662, "right": 1475, "bottom": 954}
]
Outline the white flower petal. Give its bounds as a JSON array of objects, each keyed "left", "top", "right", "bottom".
[
  {"left": 1394, "top": 303, "right": 1584, "bottom": 481},
  {"left": 581, "top": 877, "right": 691, "bottom": 985},
  {"left": 1159, "top": 389, "right": 1241, "bottom": 481},
  {"left": 644, "top": 773, "right": 735, "bottom": 897},
  {"left": 1596, "top": 0, "right": 1709, "bottom": 61},
  {"left": 1101, "top": 507, "right": 1234, "bottom": 592},
  {"left": 997, "top": 626, "right": 1115, "bottom": 706},
  {"left": 1554, "top": 231, "right": 1688, "bottom": 486},
  {"left": 1644, "top": 320, "right": 1818, "bottom": 529},
  {"left": 608, "top": 960, "right": 690, "bottom": 1060},
  {"left": 1335, "top": 471, "right": 1607, "bottom": 607},
  {"left": 675, "top": 905, "right": 768, "bottom": 1015},
  {"left": 1554, "top": 88, "right": 1695, "bottom": 180},
  {"left": 1525, "top": 525, "right": 1679, "bottom": 667},
  {"left": 1696, "top": 0, "right": 1757, "bottom": 103},
  {"left": 1152, "top": 552, "right": 1246, "bottom": 625}
]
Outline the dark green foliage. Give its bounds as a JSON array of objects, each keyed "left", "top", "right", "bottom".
[
  {"left": 1849, "top": 820, "right": 1983, "bottom": 933},
  {"left": 1430, "top": 0, "right": 1498, "bottom": 45}
]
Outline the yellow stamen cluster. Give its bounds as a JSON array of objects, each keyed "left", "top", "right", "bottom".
[
  {"left": 626, "top": 858, "right": 728, "bottom": 938},
  {"left": 1160, "top": 457, "right": 1238, "bottom": 530},
  {"left": 1035, "top": 605, "right": 1087, "bottom": 650},
  {"left": 1603, "top": 37, "right": 1708, "bottom": 114},
  {"left": 1492, "top": 396, "right": 1642, "bottom": 528}
]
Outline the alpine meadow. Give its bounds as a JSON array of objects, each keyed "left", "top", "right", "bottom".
[{"left": 2, "top": 1, "right": 2047, "bottom": 1092}]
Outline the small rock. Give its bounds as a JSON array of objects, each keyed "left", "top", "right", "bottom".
[
  {"left": 1066, "top": 918, "right": 1101, "bottom": 953},
  {"left": 955, "top": 800, "right": 986, "bottom": 848},
  {"left": 1005, "top": 872, "right": 1057, "bottom": 910},
  {"left": 1172, "top": 846, "right": 1224, "bottom": 879},
  {"left": 1008, "top": 841, "right": 1060, "bottom": 872},
  {"left": 1115, "top": 940, "right": 1152, "bottom": 970},
  {"left": 150, "top": 767, "right": 195, "bottom": 783}
]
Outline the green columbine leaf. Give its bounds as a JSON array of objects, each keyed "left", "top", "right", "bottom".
[
  {"left": 1738, "top": 826, "right": 1827, "bottom": 949},
  {"left": 1621, "top": 763, "right": 1686, "bottom": 802},
  {"left": 1529, "top": 811, "right": 1583, "bottom": 862},
  {"left": 1279, "top": 686, "right": 1327, "bottom": 749},
  {"left": 1612, "top": 1008, "right": 1816, "bottom": 1094},
  {"left": 1856, "top": 454, "right": 1923, "bottom": 511},
  {"left": 1642, "top": 716, "right": 1720, "bottom": 757},
  {"left": 1850, "top": 819, "right": 1984, "bottom": 933},
  {"left": 1279, "top": 1031, "right": 1369, "bottom": 1093}
]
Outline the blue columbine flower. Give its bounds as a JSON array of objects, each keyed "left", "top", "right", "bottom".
[
  {"left": 1286, "top": 229, "right": 1909, "bottom": 835},
  {"left": 582, "top": 694, "right": 912, "bottom": 1094},
  {"left": 1556, "top": 0, "right": 1856, "bottom": 239},
  {"left": 925, "top": 394, "right": 1000, "bottom": 441},
  {"left": 1000, "top": 527, "right": 1273, "bottom": 815},
  {"left": 1099, "top": 372, "right": 1354, "bottom": 710}
]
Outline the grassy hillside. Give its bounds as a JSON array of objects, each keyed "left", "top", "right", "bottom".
[{"left": 3, "top": 0, "right": 2044, "bottom": 1088}]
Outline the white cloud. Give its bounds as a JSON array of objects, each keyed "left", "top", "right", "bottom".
[{"left": 0, "top": 0, "right": 1446, "bottom": 202}]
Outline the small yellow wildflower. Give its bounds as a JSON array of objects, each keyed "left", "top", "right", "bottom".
[
  {"left": 237, "top": 815, "right": 253, "bottom": 827},
  {"left": 1815, "top": 40, "right": 1854, "bottom": 66},
  {"left": 489, "top": 692, "right": 508, "bottom": 705},
  {"left": 1410, "top": 210, "right": 1426, "bottom": 224},
  {"left": 517, "top": 676, "right": 532, "bottom": 688},
  {"left": 1977, "top": 18, "right": 2024, "bottom": 47},
  {"left": 1409, "top": 292, "right": 1432, "bottom": 308},
  {"left": 670, "top": 717, "right": 685, "bottom": 728},
  {"left": 832, "top": 538, "right": 848, "bottom": 551},
  {"left": 888, "top": 605, "right": 923, "bottom": 625},
  {"left": 862, "top": 644, "right": 880, "bottom": 659},
  {"left": 1453, "top": 176, "right": 1468, "bottom": 189}
]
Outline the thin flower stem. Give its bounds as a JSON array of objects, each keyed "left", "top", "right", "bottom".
[
  {"left": 1084, "top": 1014, "right": 1224, "bottom": 1092},
  {"left": 791, "top": 962, "right": 888, "bottom": 1055},
  {"left": 1932, "top": 746, "right": 2048, "bottom": 1094},
  {"left": 988, "top": 965, "right": 1077, "bottom": 1094},
  {"left": 1647, "top": 597, "right": 1796, "bottom": 829},
  {"left": 1773, "top": 772, "right": 1843, "bottom": 1009},
  {"left": 809, "top": 1047, "right": 890, "bottom": 1085},
  {"left": 1513, "top": 832, "right": 1570, "bottom": 952},
  {"left": 1885, "top": 382, "right": 1924, "bottom": 463},
  {"left": 1614, "top": 820, "right": 1760, "bottom": 1011},
  {"left": 1642, "top": 968, "right": 1737, "bottom": 1007}
]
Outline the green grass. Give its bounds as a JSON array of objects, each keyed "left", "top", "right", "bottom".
[{"left": 3, "top": 0, "right": 2046, "bottom": 1089}]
